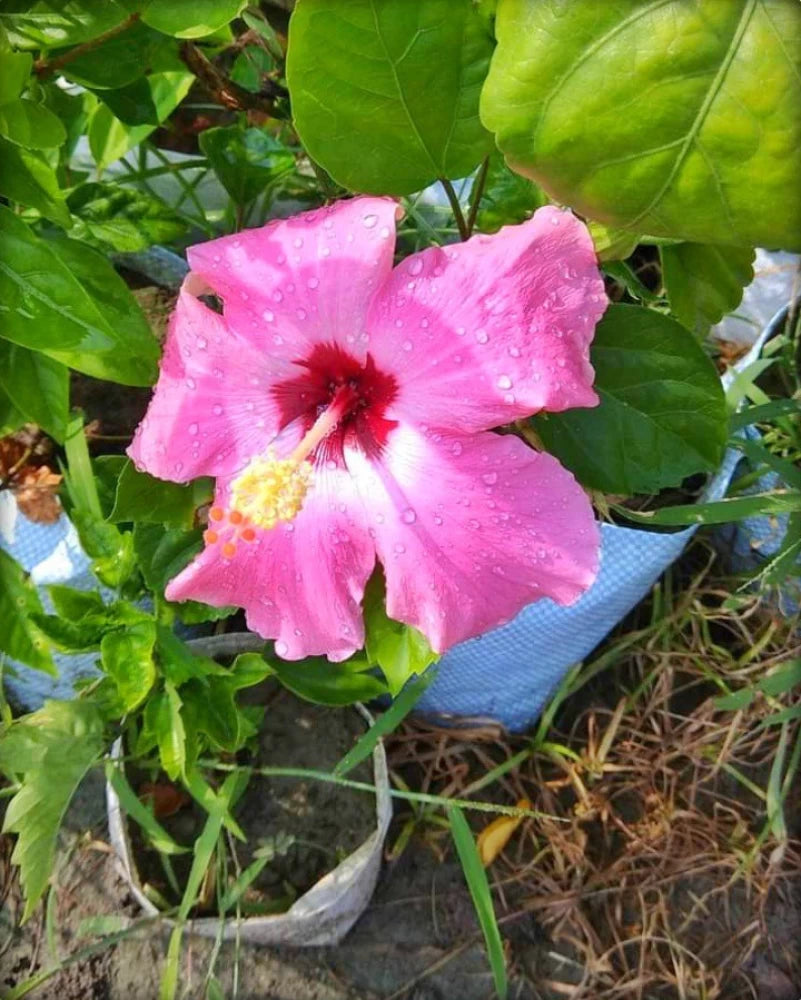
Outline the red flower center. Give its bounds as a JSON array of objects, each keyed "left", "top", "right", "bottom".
[{"left": 272, "top": 344, "right": 398, "bottom": 460}]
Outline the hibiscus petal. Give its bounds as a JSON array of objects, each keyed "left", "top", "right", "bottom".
[
  {"left": 346, "top": 424, "right": 599, "bottom": 653},
  {"left": 367, "top": 206, "right": 607, "bottom": 433},
  {"left": 187, "top": 196, "right": 399, "bottom": 362},
  {"left": 128, "top": 287, "right": 291, "bottom": 482},
  {"left": 165, "top": 454, "right": 376, "bottom": 661}
]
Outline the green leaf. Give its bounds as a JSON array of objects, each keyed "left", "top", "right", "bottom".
[
  {"left": 481, "top": 0, "right": 801, "bottom": 250},
  {"left": 287, "top": 0, "right": 495, "bottom": 194},
  {"left": 0, "top": 50, "right": 32, "bottom": 104},
  {"left": 613, "top": 490, "right": 801, "bottom": 527},
  {"left": 0, "top": 341, "right": 68, "bottom": 442},
  {"left": 447, "top": 807, "right": 508, "bottom": 1000},
  {"left": 63, "top": 20, "right": 171, "bottom": 90},
  {"left": 183, "top": 678, "right": 240, "bottom": 752},
  {"left": 758, "top": 660, "right": 801, "bottom": 698},
  {"left": 47, "top": 585, "right": 105, "bottom": 621},
  {"left": 533, "top": 304, "right": 728, "bottom": 495},
  {"left": 110, "top": 460, "right": 212, "bottom": 528},
  {"left": 0, "top": 99, "right": 66, "bottom": 149},
  {"left": 92, "top": 78, "right": 160, "bottom": 127},
  {"left": 105, "top": 761, "right": 189, "bottom": 856},
  {"left": 473, "top": 149, "right": 547, "bottom": 234},
  {"left": 0, "top": 700, "right": 105, "bottom": 921},
  {"left": 0, "top": 137, "right": 70, "bottom": 225},
  {"left": 226, "top": 652, "right": 274, "bottom": 691},
  {"left": 0, "top": 3, "right": 132, "bottom": 49},
  {"left": 68, "top": 181, "right": 186, "bottom": 252},
  {"left": 88, "top": 71, "right": 194, "bottom": 170},
  {"left": 230, "top": 45, "right": 275, "bottom": 93},
  {"left": 587, "top": 221, "right": 640, "bottom": 263},
  {"left": 0, "top": 548, "right": 55, "bottom": 675},
  {"left": 156, "top": 627, "right": 228, "bottom": 687},
  {"left": 268, "top": 654, "right": 389, "bottom": 706},
  {"left": 0, "top": 209, "right": 158, "bottom": 386},
  {"left": 145, "top": 682, "right": 186, "bottom": 781},
  {"left": 141, "top": 0, "right": 246, "bottom": 39},
  {"left": 364, "top": 575, "right": 438, "bottom": 695},
  {"left": 45, "top": 234, "right": 160, "bottom": 385},
  {"left": 199, "top": 125, "right": 295, "bottom": 206},
  {"left": 100, "top": 620, "right": 157, "bottom": 711},
  {"left": 661, "top": 243, "right": 755, "bottom": 337}
]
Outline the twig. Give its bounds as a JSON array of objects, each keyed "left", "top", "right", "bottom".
[
  {"left": 439, "top": 177, "right": 469, "bottom": 241},
  {"left": 465, "top": 155, "right": 490, "bottom": 237},
  {"left": 34, "top": 13, "right": 141, "bottom": 78},
  {"left": 178, "top": 41, "right": 285, "bottom": 118}
]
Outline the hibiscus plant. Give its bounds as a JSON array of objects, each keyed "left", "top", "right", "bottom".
[{"left": 0, "top": 0, "right": 799, "bottom": 981}]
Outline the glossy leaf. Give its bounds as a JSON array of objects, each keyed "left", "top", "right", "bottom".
[
  {"left": 0, "top": 51, "right": 32, "bottom": 104},
  {"left": 110, "top": 460, "right": 212, "bottom": 528},
  {"left": 63, "top": 20, "right": 170, "bottom": 90},
  {"left": 0, "top": 700, "right": 105, "bottom": 921},
  {"left": 364, "top": 575, "right": 438, "bottom": 695},
  {"left": 0, "top": 548, "right": 55, "bottom": 675},
  {"left": 661, "top": 242, "right": 755, "bottom": 337},
  {"left": 0, "top": 3, "right": 132, "bottom": 49},
  {"left": 614, "top": 491, "right": 801, "bottom": 527},
  {"left": 481, "top": 0, "right": 801, "bottom": 249},
  {"left": 0, "top": 99, "right": 66, "bottom": 149},
  {"left": 141, "top": 0, "right": 246, "bottom": 39},
  {"left": 100, "top": 620, "right": 157, "bottom": 712},
  {"left": 533, "top": 304, "right": 728, "bottom": 495},
  {"left": 183, "top": 677, "right": 240, "bottom": 752},
  {"left": 68, "top": 182, "right": 186, "bottom": 252},
  {"left": 0, "top": 137, "right": 70, "bottom": 225},
  {"left": 0, "top": 341, "right": 68, "bottom": 442},
  {"left": 287, "top": 0, "right": 495, "bottom": 194},
  {"left": 88, "top": 71, "right": 194, "bottom": 169},
  {"left": 266, "top": 654, "right": 389, "bottom": 706},
  {"left": 0, "top": 210, "right": 158, "bottom": 386},
  {"left": 199, "top": 125, "right": 295, "bottom": 205}
]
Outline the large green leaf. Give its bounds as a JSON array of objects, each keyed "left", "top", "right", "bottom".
[
  {"left": 533, "top": 304, "right": 727, "bottom": 495},
  {"left": 199, "top": 125, "right": 295, "bottom": 205},
  {"left": 267, "top": 654, "right": 390, "bottom": 706},
  {"left": 287, "top": 0, "right": 495, "bottom": 194},
  {"left": 0, "top": 700, "right": 105, "bottom": 921},
  {"left": 363, "top": 574, "right": 438, "bottom": 695},
  {"left": 62, "top": 20, "right": 171, "bottom": 90},
  {"left": 0, "top": 99, "right": 66, "bottom": 149},
  {"left": 0, "top": 548, "right": 55, "bottom": 675},
  {"left": 661, "top": 243, "right": 755, "bottom": 337},
  {"left": 0, "top": 341, "right": 68, "bottom": 442},
  {"left": 481, "top": 0, "right": 801, "bottom": 250},
  {"left": 0, "top": 210, "right": 158, "bottom": 386},
  {"left": 0, "top": 137, "right": 70, "bottom": 225},
  {"left": 0, "top": 50, "right": 32, "bottom": 104},
  {"left": 68, "top": 182, "right": 186, "bottom": 252},
  {"left": 144, "top": 682, "right": 186, "bottom": 780}
]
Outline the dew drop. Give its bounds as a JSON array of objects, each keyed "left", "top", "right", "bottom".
[
  {"left": 362, "top": 214, "right": 378, "bottom": 228},
  {"left": 402, "top": 339, "right": 413, "bottom": 352},
  {"left": 275, "top": 640, "right": 289, "bottom": 656},
  {"left": 468, "top": 518, "right": 480, "bottom": 530},
  {"left": 272, "top": 290, "right": 283, "bottom": 303},
  {"left": 174, "top": 461, "right": 183, "bottom": 474},
  {"left": 482, "top": 471, "right": 498, "bottom": 485},
  {"left": 186, "top": 377, "right": 196, "bottom": 389},
  {"left": 379, "top": 226, "right": 391, "bottom": 239},
  {"left": 292, "top": 237, "right": 303, "bottom": 248},
  {"left": 451, "top": 441, "right": 463, "bottom": 456},
  {"left": 196, "top": 336, "right": 207, "bottom": 350},
  {"left": 456, "top": 326, "right": 466, "bottom": 337},
  {"left": 188, "top": 422, "right": 198, "bottom": 436},
  {"left": 296, "top": 307, "right": 307, "bottom": 320},
  {"left": 212, "top": 404, "right": 223, "bottom": 416},
  {"left": 401, "top": 507, "right": 417, "bottom": 524},
  {"left": 408, "top": 257, "right": 423, "bottom": 276},
  {"left": 307, "top": 277, "right": 319, "bottom": 289},
  {"left": 433, "top": 514, "right": 443, "bottom": 526},
  {"left": 508, "top": 346, "right": 521, "bottom": 358},
  {"left": 475, "top": 330, "right": 489, "bottom": 344},
  {"left": 496, "top": 374, "right": 513, "bottom": 390}
]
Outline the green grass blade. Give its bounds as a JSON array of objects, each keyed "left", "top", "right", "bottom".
[
  {"left": 334, "top": 670, "right": 436, "bottom": 777},
  {"left": 106, "top": 762, "right": 188, "bottom": 856},
  {"left": 447, "top": 806, "right": 507, "bottom": 1000}
]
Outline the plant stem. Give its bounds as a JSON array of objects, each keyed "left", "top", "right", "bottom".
[
  {"left": 179, "top": 41, "right": 284, "bottom": 118},
  {"left": 34, "top": 13, "right": 141, "bottom": 78},
  {"left": 439, "top": 177, "right": 469, "bottom": 241},
  {"left": 465, "top": 155, "right": 490, "bottom": 237}
]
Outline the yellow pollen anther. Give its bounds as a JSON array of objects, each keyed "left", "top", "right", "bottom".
[
  {"left": 229, "top": 449, "right": 313, "bottom": 530},
  {"left": 227, "top": 385, "right": 355, "bottom": 531}
]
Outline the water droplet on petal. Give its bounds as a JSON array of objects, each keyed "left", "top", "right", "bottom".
[
  {"left": 451, "top": 441, "right": 463, "bottom": 456},
  {"left": 186, "top": 377, "right": 196, "bottom": 389},
  {"left": 293, "top": 237, "right": 303, "bottom": 248},
  {"left": 408, "top": 257, "right": 423, "bottom": 276},
  {"left": 272, "top": 290, "right": 283, "bottom": 303},
  {"left": 482, "top": 472, "right": 498, "bottom": 485},
  {"left": 363, "top": 214, "right": 378, "bottom": 228},
  {"left": 475, "top": 330, "right": 489, "bottom": 344},
  {"left": 263, "top": 309, "right": 275, "bottom": 322},
  {"left": 379, "top": 226, "right": 391, "bottom": 239},
  {"left": 402, "top": 339, "right": 413, "bottom": 352},
  {"left": 275, "top": 640, "right": 289, "bottom": 656},
  {"left": 468, "top": 519, "right": 480, "bottom": 530},
  {"left": 196, "top": 336, "right": 207, "bottom": 349},
  {"left": 401, "top": 508, "right": 416, "bottom": 524},
  {"left": 296, "top": 307, "right": 307, "bottom": 320},
  {"left": 394, "top": 542, "right": 406, "bottom": 554},
  {"left": 496, "top": 374, "right": 513, "bottom": 390},
  {"left": 433, "top": 515, "right": 443, "bottom": 526},
  {"left": 508, "top": 346, "right": 521, "bottom": 358},
  {"left": 307, "top": 277, "right": 319, "bottom": 289},
  {"left": 212, "top": 404, "right": 223, "bottom": 416},
  {"left": 188, "top": 423, "right": 198, "bottom": 435}
]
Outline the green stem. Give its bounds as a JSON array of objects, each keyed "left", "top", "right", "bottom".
[{"left": 439, "top": 177, "right": 469, "bottom": 241}]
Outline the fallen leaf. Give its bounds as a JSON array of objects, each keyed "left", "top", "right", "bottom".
[
  {"left": 477, "top": 798, "right": 531, "bottom": 867},
  {"left": 138, "top": 781, "right": 190, "bottom": 819}
]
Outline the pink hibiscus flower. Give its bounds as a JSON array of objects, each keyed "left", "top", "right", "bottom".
[{"left": 129, "top": 197, "right": 607, "bottom": 661}]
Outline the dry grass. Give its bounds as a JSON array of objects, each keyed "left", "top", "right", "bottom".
[{"left": 386, "top": 542, "right": 801, "bottom": 999}]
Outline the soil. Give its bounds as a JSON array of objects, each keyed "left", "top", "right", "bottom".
[{"left": 131, "top": 687, "right": 377, "bottom": 913}]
